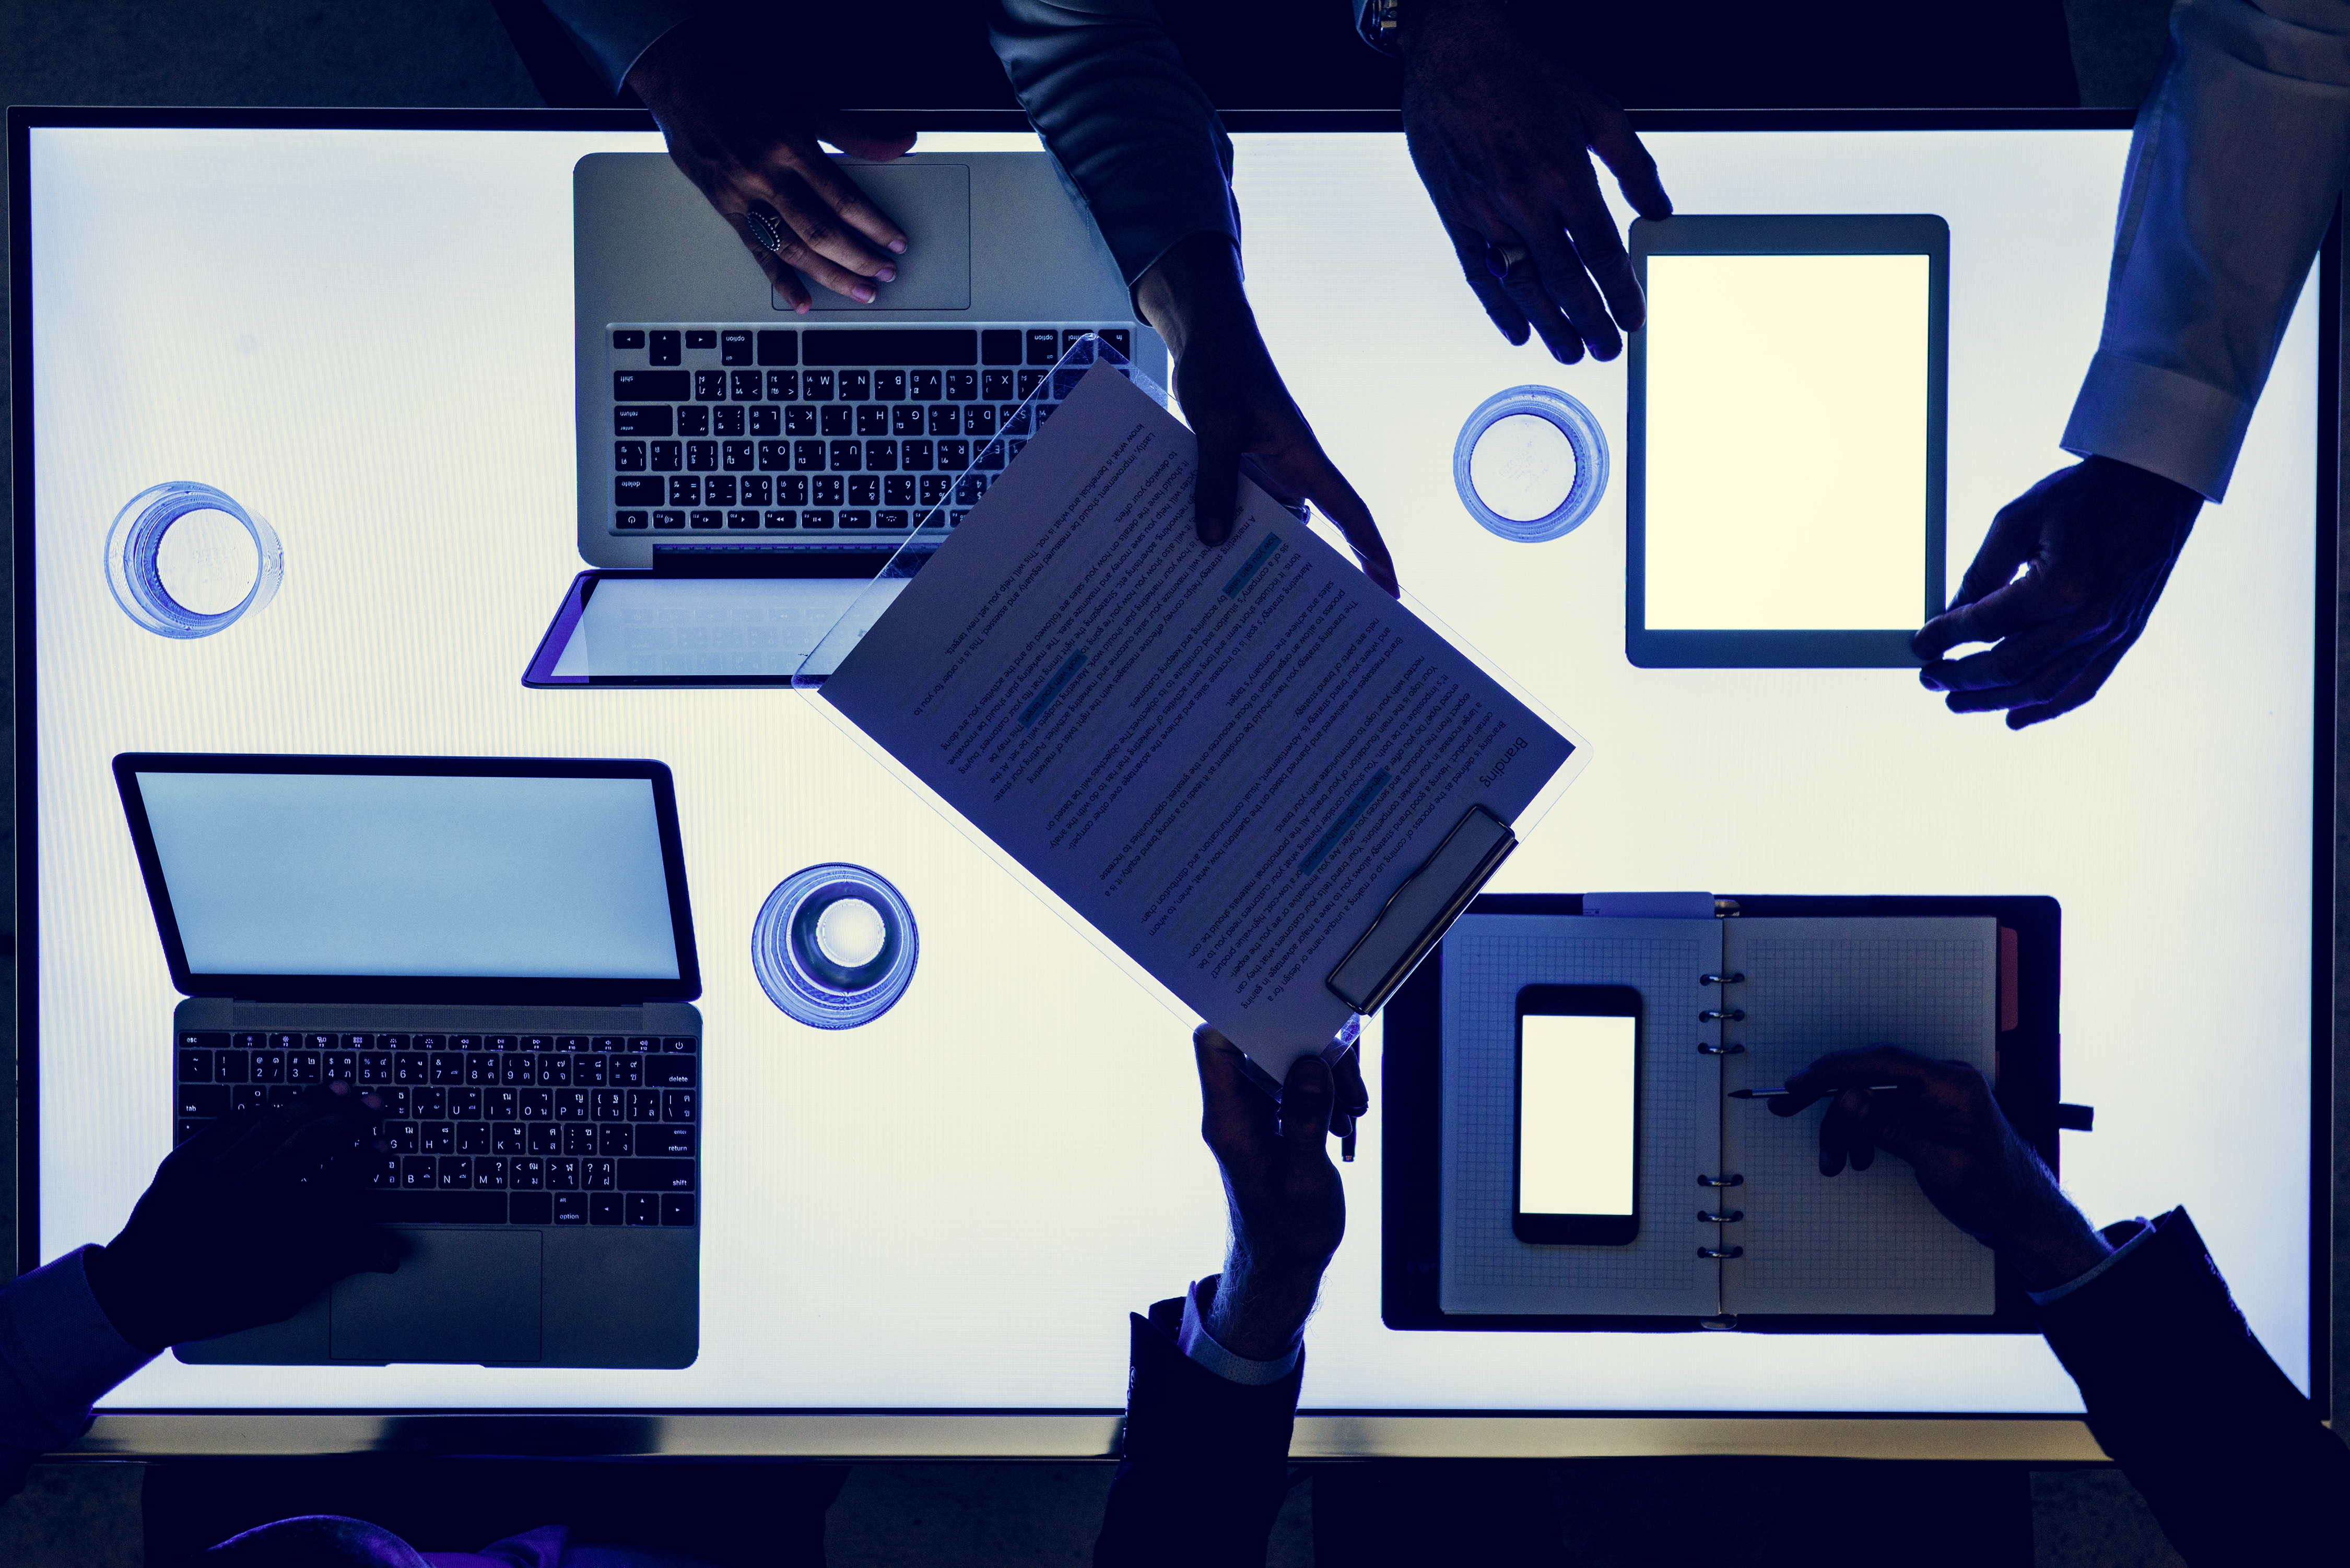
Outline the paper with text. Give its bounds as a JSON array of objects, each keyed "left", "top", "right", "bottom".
[{"left": 823, "top": 364, "right": 1581, "bottom": 1076}]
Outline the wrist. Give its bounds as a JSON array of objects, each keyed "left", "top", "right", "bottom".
[
  {"left": 1132, "top": 233, "right": 1250, "bottom": 363},
  {"left": 81, "top": 1244, "right": 164, "bottom": 1354},
  {"left": 1200, "top": 1263, "right": 1322, "bottom": 1361},
  {"left": 1994, "top": 1196, "right": 2112, "bottom": 1291},
  {"left": 1396, "top": 0, "right": 1510, "bottom": 57}
]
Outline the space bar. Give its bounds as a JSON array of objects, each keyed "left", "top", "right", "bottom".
[{"left": 358, "top": 1192, "right": 508, "bottom": 1223}]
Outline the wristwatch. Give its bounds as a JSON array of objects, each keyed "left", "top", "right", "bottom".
[{"left": 1355, "top": 0, "right": 1400, "bottom": 55}]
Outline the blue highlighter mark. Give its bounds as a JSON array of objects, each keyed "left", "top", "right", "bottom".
[
  {"left": 1221, "top": 534, "right": 1283, "bottom": 600},
  {"left": 1018, "top": 648, "right": 1088, "bottom": 728},
  {"left": 1298, "top": 767, "right": 1393, "bottom": 875}
]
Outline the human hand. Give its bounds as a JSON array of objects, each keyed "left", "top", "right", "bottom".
[
  {"left": 1398, "top": 0, "right": 1671, "bottom": 363},
  {"left": 1913, "top": 456, "right": 2203, "bottom": 728},
  {"left": 1768, "top": 1046, "right": 2109, "bottom": 1289},
  {"left": 1193, "top": 1028, "right": 1355, "bottom": 1359},
  {"left": 82, "top": 1082, "right": 398, "bottom": 1353},
  {"left": 1133, "top": 234, "right": 1400, "bottom": 596},
  {"left": 626, "top": 15, "right": 913, "bottom": 312}
]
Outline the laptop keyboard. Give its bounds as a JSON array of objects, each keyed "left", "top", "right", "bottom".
[
  {"left": 174, "top": 1030, "right": 698, "bottom": 1229},
  {"left": 605, "top": 323, "right": 1133, "bottom": 537}
]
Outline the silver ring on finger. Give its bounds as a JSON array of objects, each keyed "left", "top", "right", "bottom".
[
  {"left": 745, "top": 201, "right": 786, "bottom": 254},
  {"left": 1494, "top": 243, "right": 1530, "bottom": 274}
]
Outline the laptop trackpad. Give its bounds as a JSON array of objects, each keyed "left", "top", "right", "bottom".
[
  {"left": 331, "top": 1230, "right": 543, "bottom": 1364},
  {"left": 786, "top": 161, "right": 972, "bottom": 312}
]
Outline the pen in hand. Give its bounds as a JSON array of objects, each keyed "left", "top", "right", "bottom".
[{"left": 1729, "top": 1084, "right": 1902, "bottom": 1099}]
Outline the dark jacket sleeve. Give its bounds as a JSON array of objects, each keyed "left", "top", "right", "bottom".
[
  {"left": 2034, "top": 1207, "right": 2350, "bottom": 1564},
  {"left": 1094, "top": 1297, "right": 1302, "bottom": 1567}
]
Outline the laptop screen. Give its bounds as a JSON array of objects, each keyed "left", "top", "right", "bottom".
[{"left": 116, "top": 758, "right": 699, "bottom": 1000}]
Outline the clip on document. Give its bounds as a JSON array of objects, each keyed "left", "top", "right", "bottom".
[{"left": 795, "top": 337, "right": 1590, "bottom": 1082}]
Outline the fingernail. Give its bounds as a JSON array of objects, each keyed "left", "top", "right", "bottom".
[
  {"left": 853, "top": 285, "right": 876, "bottom": 303},
  {"left": 328, "top": 1080, "right": 349, "bottom": 1095},
  {"left": 889, "top": 239, "right": 907, "bottom": 254},
  {"left": 1919, "top": 674, "right": 1944, "bottom": 692},
  {"left": 795, "top": 301, "right": 810, "bottom": 315},
  {"left": 876, "top": 266, "right": 896, "bottom": 283}
]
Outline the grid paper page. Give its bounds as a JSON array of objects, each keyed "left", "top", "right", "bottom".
[
  {"left": 1720, "top": 918, "right": 1998, "bottom": 1316},
  {"left": 1440, "top": 916, "right": 1723, "bottom": 1316}
]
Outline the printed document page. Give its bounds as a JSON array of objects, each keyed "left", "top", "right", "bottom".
[{"left": 822, "top": 364, "right": 1580, "bottom": 1076}]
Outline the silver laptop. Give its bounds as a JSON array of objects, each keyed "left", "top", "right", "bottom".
[
  {"left": 572, "top": 150, "right": 1167, "bottom": 566},
  {"left": 119, "top": 753, "right": 703, "bottom": 1369}
]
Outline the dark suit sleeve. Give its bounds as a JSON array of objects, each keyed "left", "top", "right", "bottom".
[
  {"left": 2034, "top": 1207, "right": 2349, "bottom": 1564},
  {"left": 1093, "top": 1298, "right": 1302, "bottom": 1568}
]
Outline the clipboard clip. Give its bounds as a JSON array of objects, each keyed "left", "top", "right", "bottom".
[{"left": 1324, "top": 805, "right": 1517, "bottom": 1015}]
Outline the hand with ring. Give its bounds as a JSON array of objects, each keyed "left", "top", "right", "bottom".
[
  {"left": 1398, "top": 0, "right": 1672, "bottom": 362},
  {"left": 626, "top": 16, "right": 914, "bottom": 312}
]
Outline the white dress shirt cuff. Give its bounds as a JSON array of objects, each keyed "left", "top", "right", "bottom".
[
  {"left": 1176, "top": 1278, "right": 1300, "bottom": 1386},
  {"left": 0, "top": 1247, "right": 156, "bottom": 1456},
  {"left": 2061, "top": 351, "right": 2259, "bottom": 502},
  {"left": 2026, "top": 1218, "right": 2156, "bottom": 1307}
]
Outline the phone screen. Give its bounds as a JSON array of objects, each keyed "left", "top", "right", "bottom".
[{"left": 1515, "top": 990, "right": 1639, "bottom": 1244}]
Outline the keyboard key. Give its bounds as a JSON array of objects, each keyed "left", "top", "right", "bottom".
[
  {"left": 420, "top": 1123, "right": 454, "bottom": 1154},
  {"left": 472, "top": 1156, "right": 507, "bottom": 1188},
  {"left": 430, "top": 1052, "right": 464, "bottom": 1084},
  {"left": 395, "top": 1053, "right": 428, "bottom": 1084},
  {"left": 360, "top": 1191, "right": 507, "bottom": 1224},
  {"left": 981, "top": 329, "right": 1023, "bottom": 366},
  {"left": 217, "top": 1050, "right": 249, "bottom": 1082},
  {"left": 663, "top": 1090, "right": 698, "bottom": 1123},
  {"left": 565, "top": 1123, "right": 597, "bottom": 1156},
  {"left": 654, "top": 510, "right": 685, "bottom": 529},
  {"left": 720, "top": 329, "right": 753, "bottom": 365},
  {"left": 179, "top": 1048, "right": 213, "bottom": 1082},
  {"left": 584, "top": 1159, "right": 617, "bottom": 1191},
  {"left": 615, "top": 512, "right": 648, "bottom": 530},
  {"left": 599, "top": 1123, "right": 633, "bottom": 1156},
  {"left": 676, "top": 405, "right": 709, "bottom": 436},
  {"left": 690, "top": 510, "right": 723, "bottom": 529},
  {"left": 884, "top": 475, "right": 916, "bottom": 506},
  {"left": 401, "top": 1154, "right": 437, "bottom": 1189},
  {"left": 777, "top": 475, "right": 808, "bottom": 505},
  {"left": 615, "top": 476, "right": 663, "bottom": 506},
  {"left": 382, "top": 1122, "right": 420, "bottom": 1154},
  {"left": 252, "top": 1051, "right": 286, "bottom": 1082},
  {"left": 731, "top": 370, "right": 762, "bottom": 400},
  {"left": 694, "top": 370, "right": 727, "bottom": 400},
  {"left": 519, "top": 1089, "right": 554, "bottom": 1120},
  {"left": 725, "top": 509, "right": 757, "bottom": 528},
  {"left": 758, "top": 440, "right": 791, "bottom": 470},
  {"left": 875, "top": 369, "right": 906, "bottom": 399},
  {"left": 529, "top": 1123, "right": 564, "bottom": 1155},
  {"left": 686, "top": 328, "right": 717, "bottom": 349},
  {"left": 857, "top": 404, "right": 889, "bottom": 437},
  {"left": 591, "top": 1193, "right": 625, "bottom": 1225},
  {"left": 608, "top": 1056, "right": 644, "bottom": 1088},
  {"left": 920, "top": 474, "right": 951, "bottom": 507},
  {"left": 360, "top": 1152, "right": 400, "bottom": 1186},
  {"left": 927, "top": 404, "right": 960, "bottom": 435},
  {"left": 456, "top": 1122, "right": 494, "bottom": 1155},
  {"left": 627, "top": 1194, "right": 661, "bottom": 1227},
  {"left": 742, "top": 476, "right": 772, "bottom": 506},
  {"left": 650, "top": 1057, "right": 698, "bottom": 1089},
  {"left": 593, "top": 1089, "right": 629, "bottom": 1121},
  {"left": 686, "top": 441, "right": 718, "bottom": 471},
  {"left": 839, "top": 370, "right": 871, "bottom": 400},
  {"left": 713, "top": 404, "right": 744, "bottom": 436},
  {"left": 437, "top": 1156, "right": 473, "bottom": 1189},
  {"left": 803, "top": 370, "right": 833, "bottom": 399},
  {"left": 829, "top": 440, "right": 862, "bottom": 470},
  {"left": 286, "top": 1050, "right": 323, "bottom": 1083},
  {"left": 628, "top": 1089, "right": 664, "bottom": 1121},
  {"left": 555, "top": 1089, "right": 592, "bottom": 1119},
  {"left": 1101, "top": 327, "right": 1131, "bottom": 356},
  {"left": 757, "top": 329, "right": 796, "bottom": 367},
  {"left": 812, "top": 475, "right": 843, "bottom": 506},
  {"left": 511, "top": 1191, "right": 554, "bottom": 1224},
  {"left": 911, "top": 370, "right": 942, "bottom": 399},
  {"left": 839, "top": 509, "right": 872, "bottom": 529},
  {"left": 412, "top": 1087, "right": 445, "bottom": 1118},
  {"left": 966, "top": 404, "right": 998, "bottom": 437},
  {"left": 1000, "top": 404, "right": 1030, "bottom": 435},
  {"left": 802, "top": 509, "right": 835, "bottom": 530},
  {"left": 266, "top": 1086, "right": 298, "bottom": 1110},
  {"left": 668, "top": 477, "right": 701, "bottom": 508},
  {"left": 325, "top": 1051, "right": 357, "bottom": 1082},
  {"left": 178, "top": 1083, "right": 229, "bottom": 1117},
  {"left": 548, "top": 1157, "right": 581, "bottom": 1190},
  {"left": 749, "top": 405, "right": 781, "bottom": 437},
  {"left": 648, "top": 441, "right": 681, "bottom": 470},
  {"left": 449, "top": 1087, "right": 482, "bottom": 1120},
  {"left": 614, "top": 406, "right": 671, "bottom": 439},
  {"left": 175, "top": 1117, "right": 210, "bottom": 1145},
  {"left": 849, "top": 475, "right": 879, "bottom": 506},
  {"left": 377, "top": 1087, "right": 412, "bottom": 1117},
  {"left": 784, "top": 405, "right": 817, "bottom": 435},
  {"left": 794, "top": 440, "right": 826, "bottom": 471},
  {"left": 820, "top": 404, "right": 853, "bottom": 437},
  {"left": 615, "top": 369, "right": 688, "bottom": 400},
  {"left": 511, "top": 1156, "right": 544, "bottom": 1187},
  {"left": 937, "top": 439, "right": 970, "bottom": 470},
  {"left": 723, "top": 440, "right": 754, "bottom": 470},
  {"left": 662, "top": 1195, "right": 697, "bottom": 1228},
  {"left": 501, "top": 1055, "right": 538, "bottom": 1087},
  {"left": 1027, "top": 328, "right": 1061, "bottom": 365},
  {"left": 554, "top": 1192, "right": 589, "bottom": 1224},
  {"left": 614, "top": 440, "right": 647, "bottom": 472},
  {"left": 636, "top": 1124, "right": 697, "bottom": 1158},
  {"left": 902, "top": 440, "right": 933, "bottom": 471},
  {"left": 612, "top": 328, "right": 645, "bottom": 350},
  {"left": 649, "top": 330, "right": 682, "bottom": 364},
  {"left": 805, "top": 328, "right": 979, "bottom": 367},
  {"left": 891, "top": 405, "right": 924, "bottom": 437}
]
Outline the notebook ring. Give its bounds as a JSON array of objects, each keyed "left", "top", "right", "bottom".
[{"left": 1699, "top": 1008, "right": 1745, "bottom": 1022}]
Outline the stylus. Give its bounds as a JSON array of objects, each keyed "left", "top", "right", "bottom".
[{"left": 1729, "top": 1084, "right": 1901, "bottom": 1099}]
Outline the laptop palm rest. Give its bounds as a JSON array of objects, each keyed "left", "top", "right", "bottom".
[{"left": 331, "top": 1229, "right": 543, "bottom": 1364}]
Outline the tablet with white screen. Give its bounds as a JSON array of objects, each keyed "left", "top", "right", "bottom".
[{"left": 1627, "top": 214, "right": 1948, "bottom": 667}]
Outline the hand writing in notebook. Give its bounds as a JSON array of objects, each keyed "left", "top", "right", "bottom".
[{"left": 1770, "top": 1047, "right": 2110, "bottom": 1290}]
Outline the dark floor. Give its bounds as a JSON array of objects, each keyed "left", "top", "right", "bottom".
[{"left": 0, "top": 1, "right": 2321, "bottom": 1563}]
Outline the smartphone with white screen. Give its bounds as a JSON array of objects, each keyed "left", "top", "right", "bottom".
[{"left": 1513, "top": 984, "right": 1641, "bottom": 1245}]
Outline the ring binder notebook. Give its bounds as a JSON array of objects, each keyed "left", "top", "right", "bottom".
[
  {"left": 785, "top": 340, "right": 1591, "bottom": 1082},
  {"left": 1382, "top": 892, "right": 2070, "bottom": 1334}
]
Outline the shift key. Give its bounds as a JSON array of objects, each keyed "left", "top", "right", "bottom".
[
  {"left": 618, "top": 1158, "right": 696, "bottom": 1192},
  {"left": 614, "top": 369, "right": 689, "bottom": 401}
]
